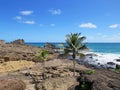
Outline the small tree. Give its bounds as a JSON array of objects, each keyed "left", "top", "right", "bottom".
[
  {"left": 35, "top": 49, "right": 49, "bottom": 90},
  {"left": 65, "top": 33, "right": 87, "bottom": 76}
]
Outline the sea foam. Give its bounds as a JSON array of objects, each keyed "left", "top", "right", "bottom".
[{"left": 79, "top": 52, "right": 120, "bottom": 69}]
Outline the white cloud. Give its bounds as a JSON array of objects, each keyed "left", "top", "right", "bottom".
[
  {"left": 49, "top": 9, "right": 62, "bottom": 15},
  {"left": 79, "top": 22, "right": 97, "bottom": 28},
  {"left": 23, "top": 20, "right": 35, "bottom": 25},
  {"left": 15, "top": 16, "right": 22, "bottom": 20},
  {"left": 39, "top": 23, "right": 55, "bottom": 27},
  {"left": 109, "top": 24, "right": 119, "bottom": 28},
  {"left": 50, "top": 24, "right": 55, "bottom": 27},
  {"left": 20, "top": 10, "right": 33, "bottom": 16}
]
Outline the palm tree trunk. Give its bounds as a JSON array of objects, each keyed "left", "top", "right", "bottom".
[
  {"left": 73, "top": 59, "right": 75, "bottom": 77},
  {"left": 73, "top": 51, "right": 76, "bottom": 77},
  {"left": 42, "top": 60, "right": 45, "bottom": 90}
]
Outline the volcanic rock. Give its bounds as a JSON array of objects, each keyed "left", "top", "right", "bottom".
[
  {"left": 116, "top": 59, "right": 120, "bottom": 62},
  {"left": 116, "top": 64, "right": 120, "bottom": 69},
  {"left": 0, "top": 40, "right": 5, "bottom": 45},
  {"left": 45, "top": 43, "right": 56, "bottom": 54},
  {"left": 0, "top": 40, "right": 41, "bottom": 61},
  {"left": 11, "top": 39, "right": 25, "bottom": 45},
  {"left": 107, "top": 62, "right": 116, "bottom": 65}
]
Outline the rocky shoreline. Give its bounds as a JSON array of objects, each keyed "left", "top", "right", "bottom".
[
  {"left": 0, "top": 39, "right": 120, "bottom": 90},
  {"left": 78, "top": 52, "right": 120, "bottom": 69}
]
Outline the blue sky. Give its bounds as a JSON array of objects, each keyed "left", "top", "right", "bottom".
[{"left": 0, "top": 0, "right": 120, "bottom": 42}]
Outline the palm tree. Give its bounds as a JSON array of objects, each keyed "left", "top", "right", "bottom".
[
  {"left": 65, "top": 33, "right": 87, "bottom": 76},
  {"left": 35, "top": 49, "right": 49, "bottom": 90}
]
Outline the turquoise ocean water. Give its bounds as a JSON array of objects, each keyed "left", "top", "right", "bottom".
[{"left": 26, "top": 43, "right": 120, "bottom": 54}]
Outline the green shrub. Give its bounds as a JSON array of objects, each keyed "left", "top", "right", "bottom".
[
  {"left": 80, "top": 81, "right": 93, "bottom": 90},
  {"left": 86, "top": 70, "right": 95, "bottom": 75}
]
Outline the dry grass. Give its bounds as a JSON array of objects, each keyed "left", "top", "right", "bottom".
[
  {"left": 0, "top": 60, "right": 35, "bottom": 73},
  {"left": 0, "top": 79, "right": 26, "bottom": 90}
]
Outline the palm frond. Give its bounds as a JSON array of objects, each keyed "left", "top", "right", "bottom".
[{"left": 65, "top": 33, "right": 88, "bottom": 55}]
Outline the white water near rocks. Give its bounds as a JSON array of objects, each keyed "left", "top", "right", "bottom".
[{"left": 78, "top": 52, "right": 120, "bottom": 69}]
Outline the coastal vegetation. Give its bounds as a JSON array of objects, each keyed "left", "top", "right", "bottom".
[
  {"left": 86, "top": 70, "right": 95, "bottom": 75},
  {"left": 65, "top": 33, "right": 87, "bottom": 76}
]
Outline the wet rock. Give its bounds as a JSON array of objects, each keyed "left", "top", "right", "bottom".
[
  {"left": 89, "top": 56, "right": 93, "bottom": 59},
  {"left": 107, "top": 62, "right": 116, "bottom": 65},
  {"left": 100, "top": 65, "right": 104, "bottom": 68},
  {"left": 116, "top": 64, "right": 120, "bottom": 69},
  {"left": 116, "top": 59, "right": 120, "bottom": 62},
  {"left": 95, "top": 59, "right": 98, "bottom": 61},
  {"left": 98, "top": 63, "right": 100, "bottom": 65},
  {"left": 86, "top": 53, "right": 98, "bottom": 57}
]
